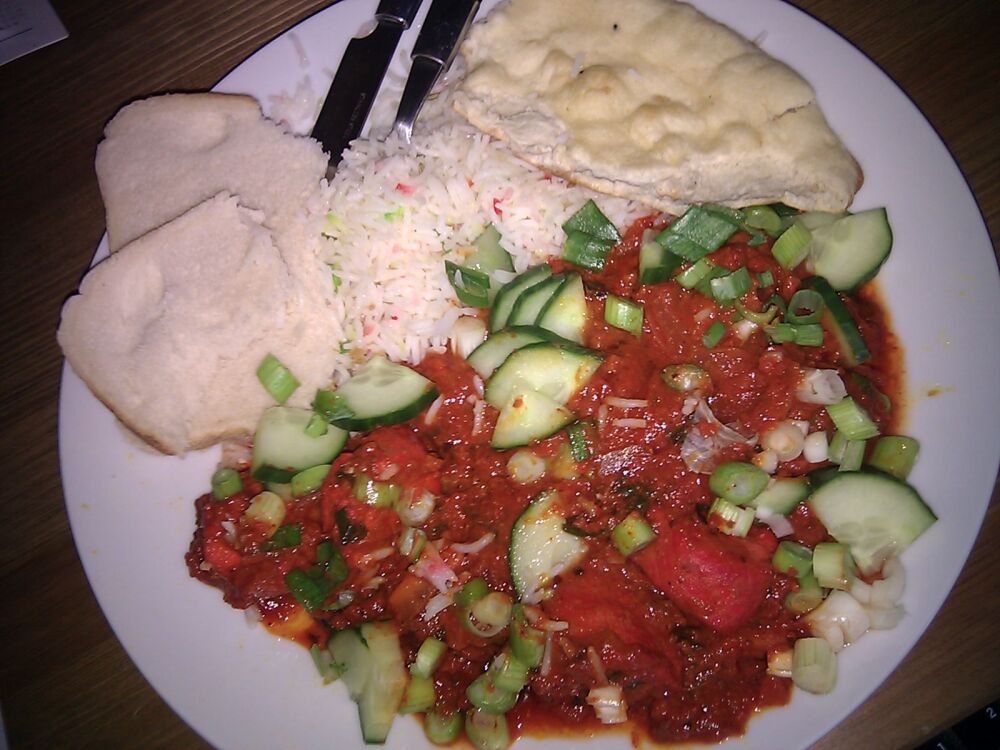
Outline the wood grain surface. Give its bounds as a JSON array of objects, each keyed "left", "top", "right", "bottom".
[{"left": 0, "top": 1, "right": 996, "bottom": 749}]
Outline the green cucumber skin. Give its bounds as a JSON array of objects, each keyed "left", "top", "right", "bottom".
[
  {"left": 802, "top": 276, "right": 870, "bottom": 366},
  {"left": 807, "top": 469, "right": 936, "bottom": 574},
  {"left": 490, "top": 265, "right": 553, "bottom": 332},
  {"left": 467, "top": 326, "right": 575, "bottom": 380},
  {"left": 329, "top": 386, "right": 439, "bottom": 432},
  {"left": 507, "top": 275, "right": 567, "bottom": 328},
  {"left": 807, "top": 208, "right": 892, "bottom": 293}
]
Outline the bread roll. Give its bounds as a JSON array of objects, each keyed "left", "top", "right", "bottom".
[{"left": 58, "top": 193, "right": 342, "bottom": 455}]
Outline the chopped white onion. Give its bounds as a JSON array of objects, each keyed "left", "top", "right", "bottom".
[
  {"left": 755, "top": 506, "right": 794, "bottom": 537},
  {"left": 761, "top": 421, "right": 805, "bottom": 462},
  {"left": 451, "top": 532, "right": 496, "bottom": 554},
  {"left": 806, "top": 590, "right": 870, "bottom": 652},
  {"left": 397, "top": 489, "right": 436, "bottom": 527},
  {"left": 681, "top": 397, "right": 699, "bottom": 416},
  {"left": 792, "top": 420, "right": 811, "bottom": 436},
  {"left": 422, "top": 591, "right": 454, "bottom": 621},
  {"left": 865, "top": 603, "right": 906, "bottom": 630},
  {"left": 410, "top": 543, "right": 458, "bottom": 593},
  {"left": 767, "top": 648, "right": 794, "bottom": 678},
  {"left": 587, "top": 685, "right": 628, "bottom": 724},
  {"left": 507, "top": 450, "right": 547, "bottom": 484},
  {"left": 450, "top": 315, "right": 488, "bottom": 359},
  {"left": 803, "top": 431, "right": 829, "bottom": 463},
  {"left": 797, "top": 369, "right": 848, "bottom": 405},
  {"left": 733, "top": 318, "right": 759, "bottom": 341},
  {"left": 871, "top": 557, "right": 906, "bottom": 607},
  {"left": 752, "top": 449, "right": 778, "bottom": 474},
  {"left": 681, "top": 399, "right": 757, "bottom": 473}
]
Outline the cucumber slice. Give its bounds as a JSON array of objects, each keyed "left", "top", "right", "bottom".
[
  {"left": 492, "top": 389, "right": 576, "bottom": 449},
  {"left": 536, "top": 273, "right": 587, "bottom": 343},
  {"left": 806, "top": 208, "right": 892, "bottom": 292},
  {"left": 802, "top": 276, "right": 870, "bottom": 366},
  {"left": 490, "top": 265, "right": 552, "bottom": 332},
  {"left": 357, "top": 622, "right": 408, "bottom": 744},
  {"left": 328, "top": 629, "right": 370, "bottom": 700},
  {"left": 484, "top": 342, "right": 603, "bottom": 408},
  {"left": 251, "top": 406, "right": 348, "bottom": 483},
  {"left": 507, "top": 274, "right": 565, "bottom": 328},
  {"left": 510, "top": 490, "right": 588, "bottom": 602},
  {"left": 752, "top": 477, "right": 810, "bottom": 515},
  {"left": 465, "top": 224, "right": 515, "bottom": 305},
  {"left": 320, "top": 355, "right": 438, "bottom": 431},
  {"left": 466, "top": 326, "right": 571, "bottom": 380},
  {"left": 807, "top": 469, "right": 936, "bottom": 574}
]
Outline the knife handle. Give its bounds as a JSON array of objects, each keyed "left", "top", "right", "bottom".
[
  {"left": 376, "top": 0, "right": 423, "bottom": 28},
  {"left": 412, "top": 0, "right": 481, "bottom": 66}
]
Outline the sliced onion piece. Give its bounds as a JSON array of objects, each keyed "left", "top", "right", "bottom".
[
  {"left": 797, "top": 368, "right": 848, "bottom": 405},
  {"left": 806, "top": 590, "right": 870, "bottom": 652},
  {"left": 587, "top": 685, "right": 628, "bottom": 725}
]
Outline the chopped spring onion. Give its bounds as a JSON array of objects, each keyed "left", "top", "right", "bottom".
[
  {"left": 244, "top": 491, "right": 286, "bottom": 530},
  {"left": 838, "top": 438, "right": 866, "bottom": 472},
  {"left": 785, "top": 289, "right": 825, "bottom": 324},
  {"left": 709, "top": 461, "right": 770, "bottom": 504},
  {"left": 639, "top": 239, "right": 684, "bottom": 284},
  {"left": 708, "top": 497, "right": 755, "bottom": 537},
  {"left": 694, "top": 264, "right": 731, "bottom": 299},
  {"left": 465, "top": 708, "right": 510, "bottom": 750},
  {"left": 563, "top": 230, "right": 615, "bottom": 271},
  {"left": 335, "top": 508, "right": 366, "bottom": 544},
  {"left": 675, "top": 258, "right": 717, "bottom": 289},
  {"left": 654, "top": 205, "right": 740, "bottom": 262},
  {"left": 210, "top": 468, "right": 242, "bottom": 500},
  {"left": 493, "top": 653, "right": 530, "bottom": 693},
  {"left": 743, "top": 205, "right": 783, "bottom": 236},
  {"left": 445, "top": 260, "right": 491, "bottom": 308},
  {"left": 261, "top": 523, "right": 302, "bottom": 551},
  {"left": 761, "top": 421, "right": 805, "bottom": 462},
  {"left": 827, "top": 430, "right": 848, "bottom": 464},
  {"left": 456, "top": 577, "right": 490, "bottom": 607},
  {"left": 827, "top": 396, "right": 880, "bottom": 441},
  {"left": 803, "top": 431, "right": 830, "bottom": 463},
  {"left": 463, "top": 592, "right": 513, "bottom": 638},
  {"left": 400, "top": 673, "right": 436, "bottom": 714},
  {"left": 868, "top": 436, "right": 920, "bottom": 479},
  {"left": 735, "top": 300, "right": 779, "bottom": 326},
  {"left": 702, "top": 320, "right": 726, "bottom": 349},
  {"left": 309, "top": 643, "right": 342, "bottom": 684},
  {"left": 562, "top": 199, "right": 621, "bottom": 243},
  {"left": 398, "top": 527, "right": 427, "bottom": 562},
  {"left": 709, "top": 266, "right": 752, "bottom": 302},
  {"left": 587, "top": 685, "right": 628, "bottom": 724},
  {"left": 661, "top": 363, "right": 711, "bottom": 392},
  {"left": 303, "top": 412, "right": 328, "bottom": 437},
  {"left": 510, "top": 604, "right": 546, "bottom": 668},
  {"left": 412, "top": 637, "right": 447, "bottom": 679},
  {"left": 256, "top": 354, "right": 300, "bottom": 405},
  {"left": 611, "top": 511, "right": 657, "bottom": 556},
  {"left": 604, "top": 295, "right": 644, "bottom": 335},
  {"left": 792, "top": 637, "right": 837, "bottom": 694},
  {"left": 772, "top": 541, "right": 814, "bottom": 578},
  {"left": 784, "top": 573, "right": 824, "bottom": 613},
  {"left": 467, "top": 672, "right": 519, "bottom": 714},
  {"left": 396, "top": 488, "right": 435, "bottom": 527},
  {"left": 771, "top": 221, "right": 812, "bottom": 269},
  {"left": 352, "top": 474, "right": 400, "bottom": 508},
  {"left": 424, "top": 711, "right": 463, "bottom": 745},
  {"left": 813, "top": 542, "right": 855, "bottom": 590},
  {"left": 284, "top": 540, "right": 349, "bottom": 611},
  {"left": 290, "top": 464, "right": 330, "bottom": 497},
  {"left": 792, "top": 323, "right": 824, "bottom": 346},
  {"left": 567, "top": 422, "right": 592, "bottom": 462},
  {"left": 757, "top": 270, "right": 776, "bottom": 288}
]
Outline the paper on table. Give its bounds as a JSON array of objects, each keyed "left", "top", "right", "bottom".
[{"left": 0, "top": 0, "right": 67, "bottom": 66}]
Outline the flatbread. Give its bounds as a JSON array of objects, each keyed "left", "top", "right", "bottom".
[{"left": 453, "top": 0, "right": 862, "bottom": 213}]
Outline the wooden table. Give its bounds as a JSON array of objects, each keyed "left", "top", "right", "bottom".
[{"left": 1, "top": 1, "right": 997, "bottom": 748}]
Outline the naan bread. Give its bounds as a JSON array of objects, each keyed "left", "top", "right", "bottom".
[{"left": 453, "top": 0, "right": 862, "bottom": 213}]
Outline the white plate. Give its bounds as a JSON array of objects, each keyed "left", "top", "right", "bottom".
[{"left": 59, "top": 1, "right": 1000, "bottom": 748}]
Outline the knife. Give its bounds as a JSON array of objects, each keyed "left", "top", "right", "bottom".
[
  {"left": 392, "top": 0, "right": 481, "bottom": 142},
  {"left": 311, "top": 0, "right": 424, "bottom": 172}
]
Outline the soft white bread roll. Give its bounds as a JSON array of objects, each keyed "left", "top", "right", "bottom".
[
  {"left": 96, "top": 93, "right": 329, "bottom": 252},
  {"left": 58, "top": 193, "right": 342, "bottom": 455}
]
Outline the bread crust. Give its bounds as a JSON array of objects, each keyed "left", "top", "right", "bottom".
[{"left": 453, "top": 0, "right": 862, "bottom": 213}]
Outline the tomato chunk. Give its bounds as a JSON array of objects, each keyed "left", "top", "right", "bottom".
[{"left": 634, "top": 518, "right": 771, "bottom": 633}]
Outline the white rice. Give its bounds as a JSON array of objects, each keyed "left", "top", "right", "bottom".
[{"left": 308, "top": 86, "right": 648, "bottom": 380}]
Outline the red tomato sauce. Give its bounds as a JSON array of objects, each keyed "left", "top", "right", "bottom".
[{"left": 186, "top": 215, "right": 903, "bottom": 746}]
